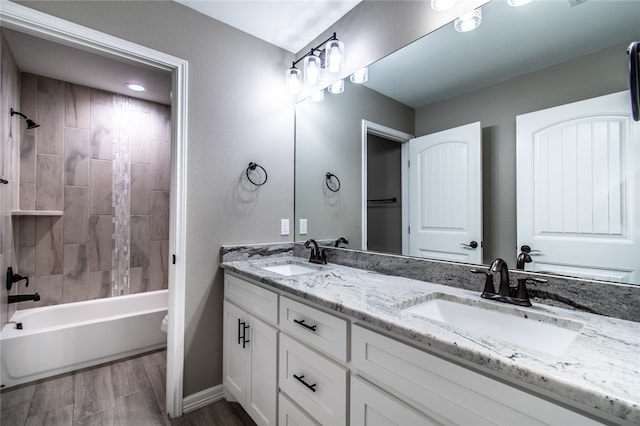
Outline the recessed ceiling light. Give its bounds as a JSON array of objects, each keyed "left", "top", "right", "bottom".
[{"left": 125, "top": 82, "right": 146, "bottom": 92}]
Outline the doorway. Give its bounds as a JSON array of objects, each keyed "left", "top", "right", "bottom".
[
  {"left": 1, "top": 2, "right": 188, "bottom": 417},
  {"left": 361, "top": 120, "right": 413, "bottom": 254}
]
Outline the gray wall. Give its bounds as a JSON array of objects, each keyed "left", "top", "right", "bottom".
[
  {"left": 19, "top": 0, "right": 295, "bottom": 396},
  {"left": 295, "top": 83, "right": 413, "bottom": 247},
  {"left": 415, "top": 42, "right": 631, "bottom": 265}
]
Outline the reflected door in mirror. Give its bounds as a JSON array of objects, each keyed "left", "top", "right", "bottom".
[
  {"left": 516, "top": 91, "right": 640, "bottom": 283},
  {"left": 409, "top": 122, "right": 483, "bottom": 263}
]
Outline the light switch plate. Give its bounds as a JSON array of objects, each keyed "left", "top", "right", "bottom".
[
  {"left": 280, "top": 219, "right": 290, "bottom": 236},
  {"left": 299, "top": 219, "right": 308, "bottom": 235}
]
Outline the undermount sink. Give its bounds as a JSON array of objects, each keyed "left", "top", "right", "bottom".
[
  {"left": 260, "top": 262, "right": 320, "bottom": 276},
  {"left": 402, "top": 294, "right": 583, "bottom": 356}
]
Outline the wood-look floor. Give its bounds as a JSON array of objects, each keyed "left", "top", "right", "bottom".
[{"left": 0, "top": 350, "right": 256, "bottom": 426}]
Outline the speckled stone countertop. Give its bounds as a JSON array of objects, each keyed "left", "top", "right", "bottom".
[{"left": 222, "top": 256, "right": 640, "bottom": 425}]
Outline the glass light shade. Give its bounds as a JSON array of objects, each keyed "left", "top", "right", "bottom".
[
  {"left": 454, "top": 8, "right": 482, "bottom": 33},
  {"left": 431, "top": 0, "right": 458, "bottom": 11},
  {"left": 286, "top": 67, "right": 301, "bottom": 95},
  {"left": 328, "top": 79, "right": 344, "bottom": 94},
  {"left": 310, "top": 89, "right": 324, "bottom": 102},
  {"left": 507, "top": 0, "right": 533, "bottom": 6},
  {"left": 350, "top": 67, "right": 369, "bottom": 84},
  {"left": 303, "top": 54, "right": 322, "bottom": 85},
  {"left": 325, "top": 39, "right": 344, "bottom": 73}
]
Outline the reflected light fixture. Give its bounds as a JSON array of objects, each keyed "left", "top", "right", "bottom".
[
  {"left": 507, "top": 0, "right": 534, "bottom": 6},
  {"left": 328, "top": 79, "right": 344, "bottom": 94},
  {"left": 454, "top": 8, "right": 482, "bottom": 32},
  {"left": 350, "top": 67, "right": 369, "bottom": 84},
  {"left": 286, "top": 32, "right": 344, "bottom": 95},
  {"left": 431, "top": 0, "right": 458, "bottom": 11}
]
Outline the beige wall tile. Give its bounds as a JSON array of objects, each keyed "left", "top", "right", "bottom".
[
  {"left": 35, "top": 216, "right": 63, "bottom": 276},
  {"left": 131, "top": 163, "right": 149, "bottom": 215},
  {"left": 88, "top": 214, "right": 111, "bottom": 272},
  {"left": 130, "top": 215, "right": 149, "bottom": 268},
  {"left": 150, "top": 191, "right": 169, "bottom": 241},
  {"left": 90, "top": 159, "right": 112, "bottom": 215},
  {"left": 149, "top": 140, "right": 170, "bottom": 191},
  {"left": 19, "top": 183, "right": 35, "bottom": 210},
  {"left": 65, "top": 83, "right": 90, "bottom": 129},
  {"left": 64, "top": 186, "right": 88, "bottom": 244},
  {"left": 64, "top": 127, "right": 89, "bottom": 186},
  {"left": 35, "top": 154, "right": 64, "bottom": 210},
  {"left": 36, "top": 76, "right": 65, "bottom": 156},
  {"left": 88, "top": 270, "right": 111, "bottom": 300},
  {"left": 63, "top": 244, "right": 88, "bottom": 303},
  {"left": 90, "top": 103, "right": 113, "bottom": 160}
]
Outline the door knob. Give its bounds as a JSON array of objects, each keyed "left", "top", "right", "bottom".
[
  {"left": 460, "top": 241, "right": 478, "bottom": 249},
  {"left": 520, "top": 245, "right": 541, "bottom": 255}
]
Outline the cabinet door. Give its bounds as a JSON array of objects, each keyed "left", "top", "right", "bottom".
[
  {"left": 246, "top": 314, "right": 278, "bottom": 426},
  {"left": 351, "top": 376, "right": 439, "bottom": 426},
  {"left": 279, "top": 392, "right": 320, "bottom": 426},
  {"left": 223, "top": 301, "right": 248, "bottom": 402}
]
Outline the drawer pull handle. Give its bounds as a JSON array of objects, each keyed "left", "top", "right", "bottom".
[
  {"left": 293, "top": 318, "right": 317, "bottom": 332},
  {"left": 293, "top": 374, "right": 317, "bottom": 392},
  {"left": 242, "top": 323, "right": 250, "bottom": 349}
]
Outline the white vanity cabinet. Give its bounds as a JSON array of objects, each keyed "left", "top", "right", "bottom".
[
  {"left": 223, "top": 274, "right": 278, "bottom": 426},
  {"left": 351, "top": 325, "right": 602, "bottom": 426}
]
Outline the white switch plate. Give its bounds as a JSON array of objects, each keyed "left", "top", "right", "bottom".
[
  {"left": 299, "top": 219, "right": 308, "bottom": 235},
  {"left": 280, "top": 219, "right": 290, "bottom": 236}
]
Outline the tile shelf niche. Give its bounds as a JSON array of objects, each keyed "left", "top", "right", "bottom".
[{"left": 11, "top": 210, "right": 63, "bottom": 216}]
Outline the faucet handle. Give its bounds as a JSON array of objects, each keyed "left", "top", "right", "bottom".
[
  {"left": 470, "top": 268, "right": 495, "bottom": 296},
  {"left": 514, "top": 277, "right": 547, "bottom": 306}
]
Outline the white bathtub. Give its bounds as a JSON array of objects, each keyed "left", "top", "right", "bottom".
[{"left": 1, "top": 289, "right": 167, "bottom": 388}]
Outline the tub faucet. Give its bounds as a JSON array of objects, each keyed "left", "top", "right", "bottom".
[
  {"left": 8, "top": 293, "right": 40, "bottom": 304},
  {"left": 304, "top": 239, "right": 327, "bottom": 264}
]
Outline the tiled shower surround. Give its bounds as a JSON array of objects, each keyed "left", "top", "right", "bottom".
[{"left": 14, "top": 73, "right": 170, "bottom": 307}]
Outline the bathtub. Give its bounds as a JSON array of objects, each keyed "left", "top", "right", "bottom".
[{"left": 1, "top": 289, "right": 167, "bottom": 388}]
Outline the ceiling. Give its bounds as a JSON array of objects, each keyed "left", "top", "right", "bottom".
[{"left": 175, "top": 0, "right": 362, "bottom": 53}]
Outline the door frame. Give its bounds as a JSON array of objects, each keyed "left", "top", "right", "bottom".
[
  {"left": 361, "top": 120, "right": 413, "bottom": 254},
  {"left": 1, "top": 2, "right": 189, "bottom": 418}
]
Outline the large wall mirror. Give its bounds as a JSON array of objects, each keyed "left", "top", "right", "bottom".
[{"left": 295, "top": 0, "right": 640, "bottom": 283}]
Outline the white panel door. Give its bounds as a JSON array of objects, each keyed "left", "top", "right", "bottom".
[
  {"left": 516, "top": 91, "right": 640, "bottom": 283},
  {"left": 409, "top": 122, "right": 482, "bottom": 263}
]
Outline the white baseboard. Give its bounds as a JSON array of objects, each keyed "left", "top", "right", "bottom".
[{"left": 182, "top": 384, "right": 224, "bottom": 413}]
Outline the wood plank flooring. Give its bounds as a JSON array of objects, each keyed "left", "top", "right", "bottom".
[{"left": 0, "top": 350, "right": 256, "bottom": 426}]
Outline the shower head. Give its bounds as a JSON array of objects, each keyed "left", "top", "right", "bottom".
[{"left": 10, "top": 108, "right": 40, "bottom": 129}]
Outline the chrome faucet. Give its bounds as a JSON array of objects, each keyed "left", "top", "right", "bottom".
[{"left": 304, "top": 239, "right": 327, "bottom": 265}]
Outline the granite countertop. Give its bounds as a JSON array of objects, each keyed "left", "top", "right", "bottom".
[{"left": 221, "top": 256, "right": 640, "bottom": 424}]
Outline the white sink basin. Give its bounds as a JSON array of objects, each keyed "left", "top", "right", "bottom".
[
  {"left": 261, "top": 263, "right": 319, "bottom": 276},
  {"left": 403, "top": 296, "right": 583, "bottom": 356}
]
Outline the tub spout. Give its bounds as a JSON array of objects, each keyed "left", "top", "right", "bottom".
[{"left": 8, "top": 293, "right": 40, "bottom": 304}]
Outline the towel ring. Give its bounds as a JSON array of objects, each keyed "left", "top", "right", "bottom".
[
  {"left": 325, "top": 172, "right": 341, "bottom": 192},
  {"left": 246, "top": 162, "right": 268, "bottom": 186}
]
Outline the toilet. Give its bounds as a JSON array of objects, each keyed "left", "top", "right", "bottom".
[{"left": 161, "top": 314, "right": 168, "bottom": 333}]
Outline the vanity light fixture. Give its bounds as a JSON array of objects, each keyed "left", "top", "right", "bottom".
[
  {"left": 431, "top": 0, "right": 458, "bottom": 11},
  {"left": 507, "top": 0, "right": 533, "bottom": 6},
  {"left": 454, "top": 8, "right": 482, "bottom": 32},
  {"left": 350, "top": 67, "right": 369, "bottom": 84},
  {"left": 286, "top": 32, "right": 344, "bottom": 95},
  {"left": 125, "top": 82, "right": 145, "bottom": 92},
  {"left": 328, "top": 79, "right": 345, "bottom": 94}
]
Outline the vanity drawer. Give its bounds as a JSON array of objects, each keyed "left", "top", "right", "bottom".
[
  {"left": 279, "top": 333, "right": 348, "bottom": 426},
  {"left": 351, "top": 325, "right": 601, "bottom": 425},
  {"left": 278, "top": 392, "right": 320, "bottom": 426},
  {"left": 280, "top": 296, "right": 348, "bottom": 362},
  {"left": 225, "top": 273, "right": 278, "bottom": 325}
]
